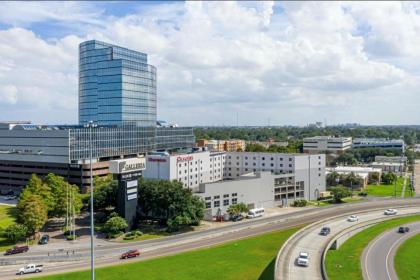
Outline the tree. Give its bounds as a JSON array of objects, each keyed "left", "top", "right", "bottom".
[
  {"left": 329, "top": 186, "right": 352, "bottom": 203},
  {"left": 93, "top": 175, "right": 118, "bottom": 210},
  {"left": 227, "top": 203, "right": 249, "bottom": 216},
  {"left": 103, "top": 214, "right": 127, "bottom": 237},
  {"left": 382, "top": 172, "right": 397, "bottom": 185},
  {"left": 343, "top": 172, "right": 362, "bottom": 189},
  {"left": 18, "top": 195, "right": 48, "bottom": 234},
  {"left": 18, "top": 175, "right": 53, "bottom": 213},
  {"left": 326, "top": 172, "right": 340, "bottom": 186},
  {"left": 369, "top": 172, "right": 380, "bottom": 184},
  {"left": 137, "top": 178, "right": 205, "bottom": 231},
  {"left": 4, "top": 224, "right": 28, "bottom": 243}
]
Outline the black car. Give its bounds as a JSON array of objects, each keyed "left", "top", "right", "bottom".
[
  {"left": 38, "top": 235, "right": 49, "bottom": 245},
  {"left": 398, "top": 227, "right": 409, "bottom": 233},
  {"left": 320, "top": 226, "right": 331, "bottom": 236},
  {"left": 231, "top": 215, "right": 244, "bottom": 222}
]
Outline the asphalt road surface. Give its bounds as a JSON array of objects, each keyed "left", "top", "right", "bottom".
[
  {"left": 1, "top": 198, "right": 420, "bottom": 279},
  {"left": 275, "top": 207, "right": 420, "bottom": 280},
  {"left": 362, "top": 221, "right": 420, "bottom": 280}
]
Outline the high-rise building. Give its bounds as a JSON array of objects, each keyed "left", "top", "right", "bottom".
[{"left": 79, "top": 40, "right": 157, "bottom": 126}]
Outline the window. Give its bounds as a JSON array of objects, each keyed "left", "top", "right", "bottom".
[
  {"left": 214, "top": 201, "right": 220, "bottom": 207},
  {"left": 280, "top": 158, "right": 283, "bottom": 161},
  {"left": 253, "top": 162, "right": 256, "bottom": 166},
  {"left": 245, "top": 156, "right": 248, "bottom": 160},
  {"left": 232, "top": 193, "right": 237, "bottom": 197},
  {"left": 289, "top": 164, "right": 292, "bottom": 167},
  {"left": 319, "top": 173, "right": 321, "bottom": 177},
  {"left": 223, "top": 194, "right": 229, "bottom": 198},
  {"left": 289, "top": 158, "right": 292, "bottom": 161},
  {"left": 262, "top": 163, "right": 265, "bottom": 166},
  {"left": 271, "top": 163, "right": 274, "bottom": 167},
  {"left": 214, "top": 195, "right": 220, "bottom": 199},
  {"left": 178, "top": 164, "right": 181, "bottom": 167},
  {"left": 205, "top": 202, "right": 211, "bottom": 209},
  {"left": 262, "top": 157, "right": 265, "bottom": 160},
  {"left": 253, "top": 157, "right": 256, "bottom": 160},
  {"left": 245, "top": 162, "right": 248, "bottom": 166},
  {"left": 232, "top": 198, "right": 238, "bottom": 204},
  {"left": 236, "top": 156, "right": 239, "bottom": 159},
  {"left": 223, "top": 199, "right": 229, "bottom": 206},
  {"left": 319, "top": 162, "right": 321, "bottom": 165},
  {"left": 179, "top": 171, "right": 181, "bottom": 175},
  {"left": 205, "top": 197, "right": 211, "bottom": 201},
  {"left": 271, "top": 157, "right": 274, "bottom": 160},
  {"left": 280, "top": 164, "right": 283, "bottom": 167},
  {"left": 318, "top": 156, "right": 321, "bottom": 159}
]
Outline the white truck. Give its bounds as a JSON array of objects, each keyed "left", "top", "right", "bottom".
[{"left": 17, "top": 264, "right": 43, "bottom": 275}]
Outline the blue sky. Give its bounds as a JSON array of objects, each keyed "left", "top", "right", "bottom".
[{"left": 0, "top": 1, "right": 419, "bottom": 126}]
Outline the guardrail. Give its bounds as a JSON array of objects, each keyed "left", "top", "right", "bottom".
[{"left": 320, "top": 212, "right": 419, "bottom": 280}]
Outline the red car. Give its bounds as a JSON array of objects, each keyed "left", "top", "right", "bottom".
[
  {"left": 5, "top": 245, "right": 29, "bottom": 255},
  {"left": 120, "top": 249, "right": 140, "bottom": 259}
]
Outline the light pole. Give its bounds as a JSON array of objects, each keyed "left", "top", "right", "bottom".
[{"left": 84, "top": 121, "right": 97, "bottom": 280}]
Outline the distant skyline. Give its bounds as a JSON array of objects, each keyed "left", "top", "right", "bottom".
[{"left": 0, "top": 1, "right": 419, "bottom": 126}]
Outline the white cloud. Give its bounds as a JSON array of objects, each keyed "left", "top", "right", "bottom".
[
  {"left": 0, "top": 85, "right": 18, "bottom": 104},
  {"left": 0, "top": 1, "right": 419, "bottom": 125}
]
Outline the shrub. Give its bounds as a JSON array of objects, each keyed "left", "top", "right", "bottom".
[
  {"left": 103, "top": 214, "right": 127, "bottom": 238},
  {"left": 4, "top": 224, "right": 28, "bottom": 243},
  {"left": 291, "top": 199, "right": 308, "bottom": 207}
]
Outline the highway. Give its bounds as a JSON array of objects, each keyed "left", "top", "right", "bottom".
[
  {"left": 0, "top": 198, "right": 420, "bottom": 279},
  {"left": 275, "top": 206, "right": 420, "bottom": 280},
  {"left": 362, "top": 221, "right": 420, "bottom": 280}
]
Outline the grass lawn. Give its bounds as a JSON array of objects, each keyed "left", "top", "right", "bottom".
[
  {"left": 325, "top": 215, "right": 420, "bottom": 280},
  {"left": 0, "top": 205, "right": 18, "bottom": 252},
  {"left": 395, "top": 233, "right": 420, "bottom": 280},
  {"left": 35, "top": 226, "right": 301, "bottom": 280},
  {"left": 364, "top": 177, "right": 410, "bottom": 197}
]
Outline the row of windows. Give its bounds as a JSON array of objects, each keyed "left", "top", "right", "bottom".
[{"left": 205, "top": 198, "right": 238, "bottom": 209}]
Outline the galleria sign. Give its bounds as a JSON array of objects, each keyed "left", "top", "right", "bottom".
[
  {"left": 109, "top": 157, "right": 146, "bottom": 174},
  {"left": 176, "top": 155, "right": 193, "bottom": 162}
]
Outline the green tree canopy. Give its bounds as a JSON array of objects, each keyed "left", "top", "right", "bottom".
[
  {"left": 329, "top": 186, "right": 352, "bottom": 203},
  {"left": 18, "top": 194, "right": 48, "bottom": 234},
  {"left": 137, "top": 178, "right": 205, "bottom": 232},
  {"left": 227, "top": 203, "right": 249, "bottom": 216},
  {"left": 93, "top": 175, "right": 118, "bottom": 210}
]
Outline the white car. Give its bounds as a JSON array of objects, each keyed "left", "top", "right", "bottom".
[
  {"left": 297, "top": 252, "right": 309, "bottom": 267},
  {"left": 17, "top": 264, "right": 43, "bottom": 275},
  {"left": 347, "top": 215, "right": 359, "bottom": 222},
  {"left": 384, "top": 209, "right": 398, "bottom": 215}
]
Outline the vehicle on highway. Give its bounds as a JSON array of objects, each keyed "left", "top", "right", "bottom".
[
  {"left": 230, "top": 214, "right": 244, "bottom": 222},
  {"left": 5, "top": 195, "right": 16, "bottom": 200},
  {"left": 5, "top": 245, "right": 29, "bottom": 255},
  {"left": 38, "top": 235, "right": 49, "bottom": 245},
  {"left": 120, "top": 249, "right": 140, "bottom": 259},
  {"left": 384, "top": 209, "right": 398, "bottom": 215},
  {"left": 319, "top": 226, "right": 331, "bottom": 236},
  {"left": 16, "top": 264, "right": 43, "bottom": 275},
  {"left": 296, "top": 252, "right": 309, "bottom": 267},
  {"left": 347, "top": 215, "right": 359, "bottom": 222},
  {"left": 398, "top": 226, "right": 410, "bottom": 233},
  {"left": 246, "top": 208, "right": 265, "bottom": 219}
]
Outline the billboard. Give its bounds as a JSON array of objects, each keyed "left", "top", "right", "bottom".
[{"left": 109, "top": 157, "right": 146, "bottom": 174}]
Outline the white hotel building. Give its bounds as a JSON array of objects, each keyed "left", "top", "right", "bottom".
[
  {"left": 143, "top": 150, "right": 326, "bottom": 203},
  {"left": 143, "top": 150, "right": 225, "bottom": 189}
]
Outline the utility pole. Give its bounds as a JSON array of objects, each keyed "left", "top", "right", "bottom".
[{"left": 84, "top": 121, "right": 97, "bottom": 280}]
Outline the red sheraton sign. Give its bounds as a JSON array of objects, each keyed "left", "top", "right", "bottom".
[{"left": 148, "top": 158, "right": 167, "bottom": 163}]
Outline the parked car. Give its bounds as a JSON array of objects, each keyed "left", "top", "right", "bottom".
[
  {"left": 320, "top": 226, "right": 331, "bottom": 236},
  {"left": 384, "top": 209, "right": 398, "bottom": 216},
  {"left": 231, "top": 214, "right": 244, "bottom": 222},
  {"left": 17, "top": 264, "right": 43, "bottom": 275},
  {"left": 120, "top": 249, "right": 140, "bottom": 259},
  {"left": 398, "top": 226, "right": 410, "bottom": 233},
  {"left": 297, "top": 252, "right": 309, "bottom": 267},
  {"left": 347, "top": 215, "right": 359, "bottom": 222},
  {"left": 38, "top": 235, "right": 49, "bottom": 245},
  {"left": 5, "top": 245, "right": 29, "bottom": 255}
]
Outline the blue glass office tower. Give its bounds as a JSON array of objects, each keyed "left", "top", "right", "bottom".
[{"left": 79, "top": 40, "right": 157, "bottom": 126}]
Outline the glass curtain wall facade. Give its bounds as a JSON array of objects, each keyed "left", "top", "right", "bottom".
[
  {"left": 69, "top": 126, "right": 194, "bottom": 161},
  {"left": 79, "top": 40, "right": 157, "bottom": 127}
]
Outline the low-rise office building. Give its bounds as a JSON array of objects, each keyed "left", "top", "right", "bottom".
[
  {"left": 196, "top": 139, "right": 246, "bottom": 152},
  {"left": 143, "top": 149, "right": 225, "bottom": 189},
  {"left": 370, "top": 156, "right": 406, "bottom": 173},
  {"left": 352, "top": 138, "right": 405, "bottom": 152},
  {"left": 224, "top": 152, "right": 326, "bottom": 201},
  {"left": 303, "top": 136, "right": 352, "bottom": 154},
  {"left": 195, "top": 172, "right": 302, "bottom": 218},
  {"left": 326, "top": 166, "right": 382, "bottom": 188}
]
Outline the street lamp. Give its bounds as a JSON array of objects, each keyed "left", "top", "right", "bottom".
[{"left": 84, "top": 121, "right": 97, "bottom": 280}]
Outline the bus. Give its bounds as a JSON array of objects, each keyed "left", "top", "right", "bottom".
[{"left": 246, "top": 208, "right": 265, "bottom": 219}]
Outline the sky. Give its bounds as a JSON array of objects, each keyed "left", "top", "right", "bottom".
[{"left": 0, "top": 1, "right": 419, "bottom": 126}]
